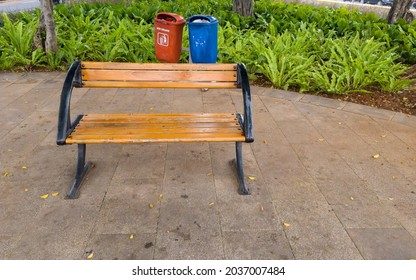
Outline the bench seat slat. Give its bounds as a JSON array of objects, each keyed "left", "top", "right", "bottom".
[
  {"left": 82, "top": 113, "right": 239, "bottom": 123},
  {"left": 66, "top": 113, "right": 245, "bottom": 144},
  {"left": 82, "top": 70, "right": 237, "bottom": 82},
  {"left": 78, "top": 122, "right": 239, "bottom": 128},
  {"left": 82, "top": 62, "right": 237, "bottom": 71},
  {"left": 82, "top": 81, "right": 237, "bottom": 89},
  {"left": 66, "top": 134, "right": 245, "bottom": 144},
  {"left": 73, "top": 127, "right": 242, "bottom": 135}
]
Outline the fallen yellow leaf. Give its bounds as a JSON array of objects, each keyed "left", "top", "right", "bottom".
[
  {"left": 52, "top": 192, "right": 59, "bottom": 197},
  {"left": 283, "top": 223, "right": 291, "bottom": 227},
  {"left": 208, "top": 202, "right": 215, "bottom": 206},
  {"left": 22, "top": 166, "right": 27, "bottom": 170},
  {"left": 158, "top": 194, "right": 163, "bottom": 201},
  {"left": 260, "top": 206, "right": 264, "bottom": 212},
  {"left": 149, "top": 203, "right": 154, "bottom": 209},
  {"left": 248, "top": 176, "right": 256, "bottom": 180},
  {"left": 87, "top": 252, "right": 94, "bottom": 259},
  {"left": 350, "top": 196, "right": 354, "bottom": 201},
  {"left": 3, "top": 171, "right": 9, "bottom": 177},
  {"left": 392, "top": 176, "right": 397, "bottom": 180},
  {"left": 318, "top": 138, "right": 325, "bottom": 142},
  {"left": 372, "top": 154, "right": 380, "bottom": 159},
  {"left": 263, "top": 140, "right": 268, "bottom": 144},
  {"left": 40, "top": 194, "right": 49, "bottom": 199},
  {"left": 207, "top": 172, "right": 213, "bottom": 176},
  {"left": 130, "top": 234, "right": 134, "bottom": 240},
  {"left": 149, "top": 107, "right": 154, "bottom": 111},
  {"left": 388, "top": 197, "right": 394, "bottom": 201},
  {"left": 24, "top": 188, "right": 29, "bottom": 192}
]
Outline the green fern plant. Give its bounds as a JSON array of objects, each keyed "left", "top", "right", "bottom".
[{"left": 0, "top": 14, "right": 37, "bottom": 68}]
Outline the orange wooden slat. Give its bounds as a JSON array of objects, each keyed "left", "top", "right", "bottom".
[
  {"left": 72, "top": 127, "right": 242, "bottom": 135},
  {"left": 82, "top": 81, "right": 237, "bottom": 89},
  {"left": 81, "top": 61, "right": 236, "bottom": 71},
  {"left": 77, "top": 122, "right": 240, "bottom": 129},
  {"left": 82, "top": 69, "right": 237, "bottom": 82},
  {"left": 81, "top": 113, "right": 238, "bottom": 123},
  {"left": 66, "top": 133, "right": 245, "bottom": 144},
  {"left": 66, "top": 113, "right": 245, "bottom": 144}
]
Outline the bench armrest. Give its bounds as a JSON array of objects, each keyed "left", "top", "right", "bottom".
[
  {"left": 57, "top": 61, "right": 82, "bottom": 145},
  {"left": 237, "top": 63, "right": 254, "bottom": 143}
]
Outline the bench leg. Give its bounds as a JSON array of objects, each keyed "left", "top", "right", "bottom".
[
  {"left": 65, "top": 144, "right": 93, "bottom": 199},
  {"left": 236, "top": 142, "right": 250, "bottom": 195}
]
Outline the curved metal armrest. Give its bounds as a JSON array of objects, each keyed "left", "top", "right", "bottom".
[
  {"left": 57, "top": 61, "right": 82, "bottom": 145},
  {"left": 237, "top": 63, "right": 254, "bottom": 143}
]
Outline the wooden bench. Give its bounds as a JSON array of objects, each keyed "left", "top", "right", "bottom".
[{"left": 57, "top": 61, "right": 254, "bottom": 199}]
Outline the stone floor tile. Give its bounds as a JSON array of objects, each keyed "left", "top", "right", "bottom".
[
  {"left": 219, "top": 201, "right": 279, "bottom": 231},
  {"left": 222, "top": 230, "right": 294, "bottom": 260},
  {"left": 85, "top": 233, "right": 155, "bottom": 260},
  {"left": 299, "top": 94, "right": 347, "bottom": 110},
  {"left": 6, "top": 229, "right": 87, "bottom": 259},
  {"left": 94, "top": 197, "right": 160, "bottom": 235},
  {"left": 332, "top": 201, "right": 401, "bottom": 229},
  {"left": 155, "top": 200, "right": 223, "bottom": 259},
  {"left": 273, "top": 200, "right": 363, "bottom": 259},
  {"left": 347, "top": 228, "right": 416, "bottom": 260},
  {"left": 342, "top": 102, "right": 396, "bottom": 120},
  {"left": 0, "top": 235, "right": 21, "bottom": 259}
]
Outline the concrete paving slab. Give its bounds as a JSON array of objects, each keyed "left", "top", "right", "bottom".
[
  {"left": 0, "top": 235, "right": 21, "bottom": 259},
  {"left": 155, "top": 200, "right": 223, "bottom": 259},
  {"left": 273, "top": 200, "right": 363, "bottom": 260},
  {"left": 222, "top": 230, "right": 294, "bottom": 260},
  {"left": 343, "top": 101, "right": 396, "bottom": 120},
  {"left": 86, "top": 233, "right": 156, "bottom": 260},
  {"left": 0, "top": 200, "right": 42, "bottom": 235},
  {"left": 382, "top": 199, "right": 416, "bottom": 239},
  {"left": 332, "top": 201, "right": 402, "bottom": 229},
  {"left": 5, "top": 230, "right": 86, "bottom": 259},
  {"left": 299, "top": 93, "right": 347, "bottom": 110},
  {"left": 291, "top": 143, "right": 379, "bottom": 205},
  {"left": 347, "top": 228, "right": 416, "bottom": 260},
  {"left": 258, "top": 87, "right": 303, "bottom": 102},
  {"left": 112, "top": 144, "right": 167, "bottom": 182},
  {"left": 94, "top": 197, "right": 160, "bottom": 235},
  {"left": 219, "top": 201, "right": 279, "bottom": 231}
]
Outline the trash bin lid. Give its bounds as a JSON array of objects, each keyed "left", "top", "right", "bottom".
[
  {"left": 155, "top": 12, "right": 186, "bottom": 25},
  {"left": 188, "top": 15, "right": 218, "bottom": 25}
]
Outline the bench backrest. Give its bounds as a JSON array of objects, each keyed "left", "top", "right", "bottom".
[{"left": 76, "top": 62, "right": 239, "bottom": 89}]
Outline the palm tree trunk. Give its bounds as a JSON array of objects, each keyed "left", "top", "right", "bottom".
[
  {"left": 233, "top": 0, "right": 254, "bottom": 17},
  {"left": 387, "top": 0, "right": 414, "bottom": 24},
  {"left": 36, "top": 0, "right": 58, "bottom": 54}
]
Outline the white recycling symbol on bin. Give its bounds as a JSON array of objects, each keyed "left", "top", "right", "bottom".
[{"left": 157, "top": 33, "right": 169, "bottom": 47}]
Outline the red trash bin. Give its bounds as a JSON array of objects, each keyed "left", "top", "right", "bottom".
[{"left": 154, "top": 12, "right": 186, "bottom": 63}]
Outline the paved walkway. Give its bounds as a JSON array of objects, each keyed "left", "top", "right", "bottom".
[{"left": 0, "top": 71, "right": 416, "bottom": 260}]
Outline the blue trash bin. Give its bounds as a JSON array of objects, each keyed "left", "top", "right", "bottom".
[{"left": 187, "top": 15, "right": 218, "bottom": 63}]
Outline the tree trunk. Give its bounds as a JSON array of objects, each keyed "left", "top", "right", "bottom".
[
  {"left": 387, "top": 0, "right": 414, "bottom": 24},
  {"left": 35, "top": 0, "right": 58, "bottom": 54},
  {"left": 233, "top": 0, "right": 254, "bottom": 17}
]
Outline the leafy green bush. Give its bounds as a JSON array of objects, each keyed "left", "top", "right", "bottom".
[
  {"left": 0, "top": 14, "right": 41, "bottom": 70},
  {"left": 0, "top": 0, "right": 414, "bottom": 94}
]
